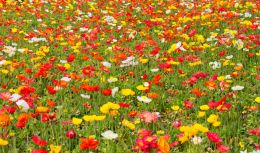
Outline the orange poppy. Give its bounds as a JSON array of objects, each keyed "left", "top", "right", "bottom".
[{"left": 0, "top": 114, "right": 10, "bottom": 128}]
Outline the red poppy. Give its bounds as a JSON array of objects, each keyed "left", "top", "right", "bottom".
[
  {"left": 207, "top": 132, "right": 222, "bottom": 144},
  {"left": 31, "top": 149, "right": 48, "bottom": 153},
  {"left": 119, "top": 102, "right": 131, "bottom": 108},
  {"left": 81, "top": 84, "right": 100, "bottom": 92},
  {"left": 31, "top": 135, "right": 48, "bottom": 146},
  {"left": 41, "top": 113, "right": 49, "bottom": 122},
  {"left": 4, "top": 106, "right": 16, "bottom": 114},
  {"left": 218, "top": 50, "right": 226, "bottom": 57},
  {"left": 66, "top": 130, "right": 76, "bottom": 139},
  {"left": 67, "top": 54, "right": 75, "bottom": 62},
  {"left": 208, "top": 96, "right": 226, "bottom": 109},
  {"left": 248, "top": 128, "right": 260, "bottom": 136},
  {"left": 217, "top": 144, "right": 230, "bottom": 152},
  {"left": 183, "top": 101, "right": 193, "bottom": 109},
  {"left": 170, "top": 141, "right": 179, "bottom": 148},
  {"left": 47, "top": 99, "right": 56, "bottom": 107},
  {"left": 188, "top": 29, "right": 196, "bottom": 37},
  {"left": 102, "top": 89, "right": 112, "bottom": 96},
  {"left": 79, "top": 137, "right": 99, "bottom": 150},
  {"left": 82, "top": 66, "right": 95, "bottom": 76},
  {"left": 128, "top": 111, "right": 138, "bottom": 117},
  {"left": 172, "top": 120, "right": 182, "bottom": 128},
  {"left": 47, "top": 86, "right": 56, "bottom": 95},
  {"left": 152, "top": 74, "right": 161, "bottom": 85},
  {"left": 16, "top": 121, "right": 26, "bottom": 128}
]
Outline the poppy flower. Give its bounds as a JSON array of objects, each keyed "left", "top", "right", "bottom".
[
  {"left": 0, "top": 138, "right": 8, "bottom": 146},
  {"left": 102, "top": 89, "right": 112, "bottom": 96},
  {"left": 207, "top": 132, "right": 222, "bottom": 144},
  {"left": 0, "top": 114, "right": 10, "bottom": 128},
  {"left": 184, "top": 101, "right": 193, "bottom": 109},
  {"left": 158, "top": 136, "right": 170, "bottom": 153},
  {"left": 31, "top": 149, "right": 48, "bottom": 153},
  {"left": 217, "top": 144, "right": 230, "bottom": 152},
  {"left": 248, "top": 128, "right": 260, "bottom": 136},
  {"left": 66, "top": 54, "right": 75, "bottom": 62},
  {"left": 66, "top": 130, "right": 76, "bottom": 139},
  {"left": 31, "top": 135, "right": 48, "bottom": 146},
  {"left": 118, "top": 102, "right": 131, "bottom": 108},
  {"left": 47, "top": 86, "right": 56, "bottom": 95},
  {"left": 0, "top": 92, "right": 11, "bottom": 101},
  {"left": 79, "top": 137, "right": 99, "bottom": 150},
  {"left": 128, "top": 111, "right": 138, "bottom": 117}
]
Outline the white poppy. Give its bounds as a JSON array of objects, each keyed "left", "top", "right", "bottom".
[
  {"left": 107, "top": 77, "right": 118, "bottom": 83},
  {"left": 137, "top": 96, "right": 152, "bottom": 103},
  {"left": 225, "top": 75, "right": 232, "bottom": 79},
  {"left": 209, "top": 61, "right": 221, "bottom": 69},
  {"left": 112, "top": 87, "right": 119, "bottom": 97},
  {"left": 101, "top": 130, "right": 118, "bottom": 140},
  {"left": 102, "top": 61, "right": 112, "bottom": 68},
  {"left": 151, "top": 68, "right": 159, "bottom": 72},
  {"left": 143, "top": 82, "right": 150, "bottom": 87},
  {"left": 120, "top": 56, "right": 139, "bottom": 67},
  {"left": 16, "top": 100, "right": 29, "bottom": 112},
  {"left": 231, "top": 85, "right": 244, "bottom": 91},
  {"left": 191, "top": 136, "right": 203, "bottom": 145},
  {"left": 61, "top": 77, "right": 71, "bottom": 82},
  {"left": 226, "top": 55, "right": 233, "bottom": 59},
  {"left": 9, "top": 94, "right": 21, "bottom": 102},
  {"left": 244, "top": 12, "right": 252, "bottom": 18},
  {"left": 60, "top": 60, "right": 67, "bottom": 63},
  {"left": 3, "top": 46, "right": 16, "bottom": 57},
  {"left": 80, "top": 94, "right": 91, "bottom": 99}
]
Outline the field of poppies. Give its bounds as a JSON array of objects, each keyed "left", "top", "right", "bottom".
[{"left": 0, "top": 0, "right": 259, "bottom": 152}]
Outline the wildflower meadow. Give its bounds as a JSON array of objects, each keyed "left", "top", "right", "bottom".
[{"left": 0, "top": 0, "right": 259, "bottom": 153}]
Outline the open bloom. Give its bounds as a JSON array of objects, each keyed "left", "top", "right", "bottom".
[
  {"left": 207, "top": 132, "right": 222, "bottom": 144},
  {"left": 79, "top": 137, "right": 99, "bottom": 150},
  {"left": 191, "top": 136, "right": 203, "bottom": 145},
  {"left": 231, "top": 85, "right": 244, "bottom": 91},
  {"left": 121, "top": 89, "right": 135, "bottom": 96},
  {"left": 100, "top": 102, "right": 120, "bottom": 115},
  {"left": 16, "top": 100, "right": 30, "bottom": 112},
  {"left": 101, "top": 130, "right": 118, "bottom": 140},
  {"left": 0, "top": 114, "right": 10, "bottom": 128},
  {"left": 50, "top": 144, "right": 62, "bottom": 153},
  {"left": 32, "top": 135, "right": 48, "bottom": 146},
  {"left": 137, "top": 96, "right": 152, "bottom": 103},
  {"left": 0, "top": 138, "right": 8, "bottom": 146},
  {"left": 209, "top": 61, "right": 221, "bottom": 69},
  {"left": 72, "top": 117, "right": 82, "bottom": 125},
  {"left": 139, "top": 111, "right": 159, "bottom": 123}
]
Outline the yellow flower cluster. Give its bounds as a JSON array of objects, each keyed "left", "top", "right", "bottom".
[
  {"left": 122, "top": 119, "right": 135, "bottom": 130},
  {"left": 207, "top": 114, "right": 221, "bottom": 127},
  {"left": 179, "top": 123, "right": 208, "bottom": 143},
  {"left": 100, "top": 102, "right": 120, "bottom": 115},
  {"left": 72, "top": 117, "right": 82, "bottom": 125},
  {"left": 0, "top": 138, "right": 8, "bottom": 146},
  {"left": 121, "top": 89, "right": 135, "bottom": 96},
  {"left": 136, "top": 85, "right": 148, "bottom": 91},
  {"left": 83, "top": 115, "right": 106, "bottom": 122},
  {"left": 50, "top": 144, "right": 62, "bottom": 153}
]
